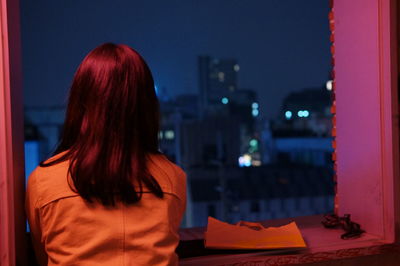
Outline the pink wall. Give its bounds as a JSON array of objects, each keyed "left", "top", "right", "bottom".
[
  {"left": 335, "top": 0, "right": 398, "bottom": 240},
  {"left": 0, "top": 0, "right": 25, "bottom": 265}
]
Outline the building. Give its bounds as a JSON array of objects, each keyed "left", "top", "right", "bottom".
[
  {"left": 24, "top": 106, "right": 66, "bottom": 177},
  {"left": 276, "top": 87, "right": 332, "bottom": 137},
  {"left": 198, "top": 56, "right": 239, "bottom": 117},
  {"left": 198, "top": 55, "right": 261, "bottom": 163},
  {"left": 187, "top": 164, "right": 334, "bottom": 227},
  {"left": 159, "top": 94, "right": 199, "bottom": 164},
  {"left": 256, "top": 87, "right": 333, "bottom": 166}
]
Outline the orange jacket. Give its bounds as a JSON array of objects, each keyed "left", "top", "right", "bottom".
[{"left": 26, "top": 153, "right": 186, "bottom": 266}]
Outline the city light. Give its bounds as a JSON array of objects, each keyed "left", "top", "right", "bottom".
[
  {"left": 238, "top": 154, "right": 252, "bottom": 167},
  {"left": 326, "top": 80, "right": 333, "bottom": 91},
  {"left": 285, "top": 111, "right": 292, "bottom": 120},
  {"left": 251, "top": 101, "right": 259, "bottom": 117},
  {"left": 234, "top": 64, "right": 240, "bottom": 72},
  {"left": 249, "top": 139, "right": 258, "bottom": 147},
  {"left": 218, "top": 72, "right": 225, "bottom": 82},
  {"left": 249, "top": 139, "right": 258, "bottom": 153},
  {"left": 158, "top": 131, "right": 163, "bottom": 139},
  {"left": 297, "top": 110, "right": 310, "bottom": 118},
  {"left": 165, "top": 130, "right": 175, "bottom": 140},
  {"left": 221, "top": 97, "right": 229, "bottom": 104}
]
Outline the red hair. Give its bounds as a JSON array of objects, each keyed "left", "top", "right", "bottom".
[{"left": 41, "top": 43, "right": 163, "bottom": 205}]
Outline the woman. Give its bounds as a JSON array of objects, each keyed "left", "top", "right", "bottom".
[{"left": 26, "top": 43, "right": 186, "bottom": 266}]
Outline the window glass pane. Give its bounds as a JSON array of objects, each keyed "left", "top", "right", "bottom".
[{"left": 21, "top": 0, "right": 333, "bottom": 228}]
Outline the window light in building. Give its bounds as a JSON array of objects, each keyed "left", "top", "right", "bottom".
[
  {"left": 251, "top": 102, "right": 259, "bottom": 117},
  {"left": 248, "top": 139, "right": 259, "bottom": 154},
  {"left": 164, "top": 130, "right": 175, "bottom": 140},
  {"left": 249, "top": 139, "right": 258, "bottom": 148},
  {"left": 285, "top": 111, "right": 292, "bottom": 120},
  {"left": 252, "top": 109, "right": 259, "bottom": 117},
  {"left": 238, "top": 154, "right": 252, "bottom": 167},
  {"left": 326, "top": 80, "right": 333, "bottom": 91},
  {"left": 218, "top": 72, "right": 225, "bottom": 82},
  {"left": 221, "top": 97, "right": 229, "bottom": 104},
  {"left": 297, "top": 110, "right": 310, "bottom": 118},
  {"left": 233, "top": 64, "right": 240, "bottom": 72}
]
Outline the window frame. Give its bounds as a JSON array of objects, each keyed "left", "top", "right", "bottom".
[
  {"left": 334, "top": 0, "right": 399, "bottom": 242},
  {"left": 0, "top": 0, "right": 26, "bottom": 265}
]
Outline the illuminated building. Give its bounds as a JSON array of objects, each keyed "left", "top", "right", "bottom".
[
  {"left": 198, "top": 56, "right": 238, "bottom": 116},
  {"left": 278, "top": 87, "right": 332, "bottom": 136},
  {"left": 260, "top": 87, "right": 333, "bottom": 166}
]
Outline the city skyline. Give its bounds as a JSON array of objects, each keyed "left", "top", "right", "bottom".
[{"left": 21, "top": 0, "right": 331, "bottom": 119}]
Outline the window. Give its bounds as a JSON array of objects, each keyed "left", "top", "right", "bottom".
[
  {"left": 14, "top": 0, "right": 339, "bottom": 230},
  {"left": 18, "top": 0, "right": 335, "bottom": 228}
]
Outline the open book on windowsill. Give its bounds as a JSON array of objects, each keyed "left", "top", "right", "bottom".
[{"left": 204, "top": 217, "right": 307, "bottom": 250}]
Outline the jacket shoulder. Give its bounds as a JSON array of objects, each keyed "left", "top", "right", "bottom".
[{"left": 147, "top": 154, "right": 186, "bottom": 200}]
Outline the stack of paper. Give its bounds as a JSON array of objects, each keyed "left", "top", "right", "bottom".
[{"left": 205, "top": 217, "right": 307, "bottom": 250}]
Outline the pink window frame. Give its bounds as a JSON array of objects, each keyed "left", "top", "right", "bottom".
[
  {"left": 0, "top": 0, "right": 26, "bottom": 265},
  {"left": 334, "top": 0, "right": 399, "bottom": 241}
]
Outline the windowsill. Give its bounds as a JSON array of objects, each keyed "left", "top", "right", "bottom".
[{"left": 178, "top": 215, "right": 400, "bottom": 265}]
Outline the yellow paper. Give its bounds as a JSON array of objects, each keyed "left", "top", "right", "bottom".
[{"left": 204, "top": 217, "right": 306, "bottom": 249}]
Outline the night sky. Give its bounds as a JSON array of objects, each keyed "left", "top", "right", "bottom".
[{"left": 21, "top": 0, "right": 331, "bottom": 119}]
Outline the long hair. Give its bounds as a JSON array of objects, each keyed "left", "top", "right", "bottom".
[{"left": 40, "top": 43, "right": 163, "bottom": 206}]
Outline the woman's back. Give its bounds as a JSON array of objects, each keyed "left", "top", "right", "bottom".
[{"left": 26, "top": 153, "right": 186, "bottom": 266}]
